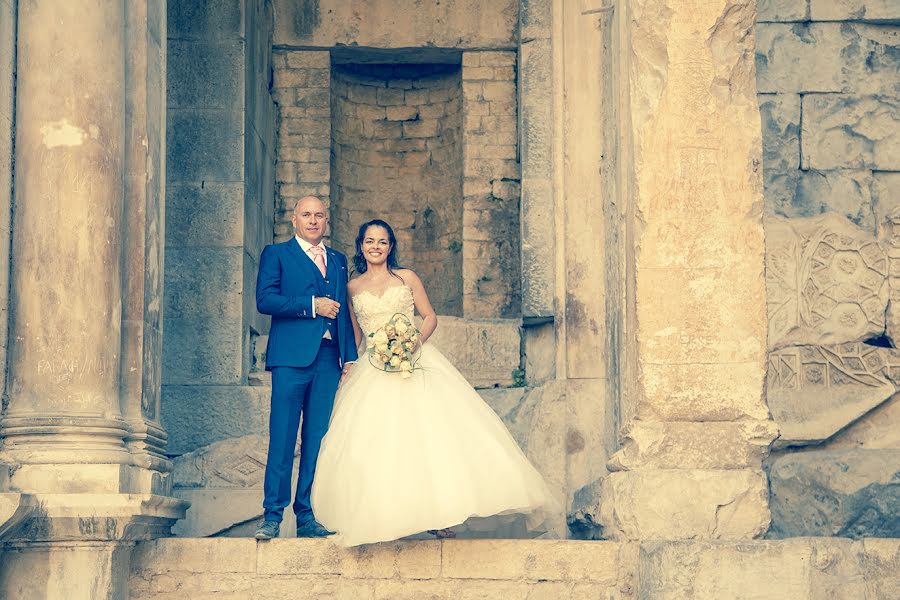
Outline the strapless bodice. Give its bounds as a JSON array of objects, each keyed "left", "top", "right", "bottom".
[{"left": 351, "top": 284, "right": 415, "bottom": 338}]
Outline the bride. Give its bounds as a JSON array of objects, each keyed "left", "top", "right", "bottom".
[{"left": 310, "top": 219, "right": 556, "bottom": 547}]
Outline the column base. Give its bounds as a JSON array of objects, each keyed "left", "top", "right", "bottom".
[
  {"left": 598, "top": 469, "right": 771, "bottom": 540},
  {"left": 1, "top": 493, "right": 188, "bottom": 543},
  {"left": 0, "top": 541, "right": 133, "bottom": 600}
]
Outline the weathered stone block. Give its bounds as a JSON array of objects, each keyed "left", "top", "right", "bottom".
[
  {"left": 769, "top": 448, "right": 900, "bottom": 537},
  {"left": 757, "top": 23, "right": 900, "bottom": 95},
  {"left": 608, "top": 420, "right": 777, "bottom": 471},
  {"left": 519, "top": 38, "right": 552, "bottom": 180},
  {"left": 811, "top": 0, "right": 900, "bottom": 21},
  {"left": 767, "top": 344, "right": 899, "bottom": 446},
  {"left": 284, "top": 51, "right": 330, "bottom": 69},
  {"left": 639, "top": 362, "right": 769, "bottom": 421},
  {"left": 639, "top": 539, "right": 866, "bottom": 600},
  {"left": 425, "top": 317, "right": 520, "bottom": 387},
  {"left": 164, "top": 247, "right": 243, "bottom": 320},
  {"left": 765, "top": 169, "right": 875, "bottom": 232},
  {"left": 765, "top": 214, "right": 887, "bottom": 349},
  {"left": 167, "top": 39, "right": 244, "bottom": 110},
  {"left": 166, "top": 183, "right": 244, "bottom": 247},
  {"left": 167, "top": 0, "right": 243, "bottom": 38},
  {"left": 442, "top": 540, "right": 620, "bottom": 582},
  {"left": 757, "top": 0, "right": 809, "bottom": 21},
  {"left": 873, "top": 171, "right": 900, "bottom": 241},
  {"left": 132, "top": 538, "right": 256, "bottom": 574},
  {"left": 802, "top": 94, "right": 900, "bottom": 170},
  {"left": 166, "top": 109, "right": 244, "bottom": 183},
  {"left": 826, "top": 392, "right": 900, "bottom": 449},
  {"left": 161, "top": 385, "right": 271, "bottom": 454},
  {"left": 758, "top": 94, "right": 800, "bottom": 173},
  {"left": 863, "top": 538, "right": 900, "bottom": 600},
  {"left": 598, "top": 470, "right": 770, "bottom": 540},
  {"left": 273, "top": 0, "right": 518, "bottom": 49}
]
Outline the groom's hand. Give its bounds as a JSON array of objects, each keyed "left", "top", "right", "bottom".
[{"left": 316, "top": 298, "right": 340, "bottom": 319}]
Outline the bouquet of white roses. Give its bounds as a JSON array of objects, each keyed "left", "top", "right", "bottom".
[{"left": 366, "top": 313, "right": 421, "bottom": 379}]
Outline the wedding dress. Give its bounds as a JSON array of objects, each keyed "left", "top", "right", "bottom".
[{"left": 310, "top": 284, "right": 556, "bottom": 546}]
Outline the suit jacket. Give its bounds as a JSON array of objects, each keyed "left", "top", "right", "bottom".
[{"left": 256, "top": 239, "right": 358, "bottom": 369}]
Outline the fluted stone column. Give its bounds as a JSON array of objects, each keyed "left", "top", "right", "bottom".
[{"left": 0, "top": 0, "right": 184, "bottom": 567}]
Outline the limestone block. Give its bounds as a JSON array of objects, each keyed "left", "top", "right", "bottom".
[
  {"left": 0, "top": 493, "right": 33, "bottom": 539},
  {"left": 767, "top": 344, "right": 899, "bottom": 446},
  {"left": 765, "top": 214, "right": 887, "bottom": 349},
  {"left": 166, "top": 183, "right": 244, "bottom": 247},
  {"left": 639, "top": 362, "right": 769, "bottom": 421},
  {"left": 757, "top": 23, "right": 900, "bottom": 95},
  {"left": 161, "top": 386, "right": 271, "bottom": 454},
  {"left": 1, "top": 541, "right": 135, "bottom": 600},
  {"left": 802, "top": 94, "right": 900, "bottom": 170},
  {"left": 811, "top": 0, "right": 900, "bottom": 21},
  {"left": 168, "top": 0, "right": 243, "bottom": 38},
  {"left": 162, "top": 318, "right": 243, "bottom": 386},
  {"left": 874, "top": 172, "right": 900, "bottom": 246},
  {"left": 757, "top": 0, "right": 809, "bottom": 21},
  {"left": 441, "top": 539, "right": 620, "bottom": 582},
  {"left": 769, "top": 448, "right": 900, "bottom": 537},
  {"left": 133, "top": 538, "right": 257, "bottom": 574},
  {"left": 758, "top": 94, "right": 800, "bottom": 173},
  {"left": 607, "top": 420, "right": 778, "bottom": 471},
  {"left": 826, "top": 392, "right": 900, "bottom": 449},
  {"left": 863, "top": 538, "right": 900, "bottom": 600},
  {"left": 166, "top": 109, "right": 243, "bottom": 182},
  {"left": 273, "top": 0, "right": 518, "bottom": 49},
  {"left": 425, "top": 317, "right": 520, "bottom": 387},
  {"left": 167, "top": 39, "right": 243, "bottom": 110},
  {"left": 164, "top": 246, "right": 243, "bottom": 320},
  {"left": 765, "top": 169, "right": 876, "bottom": 232},
  {"left": 639, "top": 538, "right": 866, "bottom": 600},
  {"left": 598, "top": 470, "right": 770, "bottom": 540},
  {"left": 257, "top": 538, "right": 441, "bottom": 578}
]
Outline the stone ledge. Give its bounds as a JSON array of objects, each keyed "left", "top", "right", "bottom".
[{"left": 126, "top": 538, "right": 900, "bottom": 600}]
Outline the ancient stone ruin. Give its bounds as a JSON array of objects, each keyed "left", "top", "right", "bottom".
[{"left": 0, "top": 0, "right": 898, "bottom": 598}]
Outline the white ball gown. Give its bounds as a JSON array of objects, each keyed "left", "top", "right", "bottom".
[{"left": 311, "top": 284, "right": 557, "bottom": 547}]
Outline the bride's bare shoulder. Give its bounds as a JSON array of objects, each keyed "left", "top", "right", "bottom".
[
  {"left": 393, "top": 268, "right": 420, "bottom": 286},
  {"left": 347, "top": 276, "right": 365, "bottom": 295}
]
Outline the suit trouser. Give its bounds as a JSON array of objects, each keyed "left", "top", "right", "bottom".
[{"left": 262, "top": 341, "right": 341, "bottom": 524}]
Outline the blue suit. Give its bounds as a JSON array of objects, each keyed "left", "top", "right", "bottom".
[{"left": 256, "top": 238, "right": 358, "bottom": 524}]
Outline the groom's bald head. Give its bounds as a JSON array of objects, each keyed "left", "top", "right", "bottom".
[{"left": 292, "top": 196, "right": 328, "bottom": 245}]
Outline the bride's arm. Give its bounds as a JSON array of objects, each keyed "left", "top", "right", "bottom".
[
  {"left": 348, "top": 295, "right": 363, "bottom": 351},
  {"left": 400, "top": 269, "right": 437, "bottom": 343}
]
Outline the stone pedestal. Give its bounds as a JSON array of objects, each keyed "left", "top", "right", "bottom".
[{"left": 0, "top": 2, "right": 186, "bottom": 598}]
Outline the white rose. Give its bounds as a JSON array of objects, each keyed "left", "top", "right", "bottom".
[{"left": 390, "top": 355, "right": 401, "bottom": 367}]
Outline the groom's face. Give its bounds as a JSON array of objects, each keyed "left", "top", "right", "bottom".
[{"left": 293, "top": 197, "right": 327, "bottom": 245}]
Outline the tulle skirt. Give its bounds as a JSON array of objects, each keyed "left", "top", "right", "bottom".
[{"left": 310, "top": 343, "right": 557, "bottom": 547}]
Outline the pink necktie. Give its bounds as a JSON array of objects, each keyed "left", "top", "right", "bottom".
[{"left": 310, "top": 245, "right": 327, "bottom": 277}]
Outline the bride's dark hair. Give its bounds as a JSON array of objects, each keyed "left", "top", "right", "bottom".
[{"left": 353, "top": 219, "right": 403, "bottom": 276}]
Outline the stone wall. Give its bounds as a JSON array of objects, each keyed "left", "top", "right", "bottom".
[
  {"left": 128, "top": 537, "right": 900, "bottom": 600},
  {"left": 163, "top": 0, "right": 275, "bottom": 388},
  {"left": 272, "top": 0, "right": 518, "bottom": 49},
  {"left": 330, "top": 62, "right": 464, "bottom": 316},
  {"left": 461, "top": 51, "right": 521, "bottom": 318},
  {"left": 271, "top": 50, "right": 331, "bottom": 243},
  {"left": 757, "top": 1, "right": 900, "bottom": 537}
]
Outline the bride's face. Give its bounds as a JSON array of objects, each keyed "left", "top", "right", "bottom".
[{"left": 362, "top": 226, "right": 392, "bottom": 266}]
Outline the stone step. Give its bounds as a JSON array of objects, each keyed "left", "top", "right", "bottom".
[{"left": 128, "top": 537, "right": 900, "bottom": 599}]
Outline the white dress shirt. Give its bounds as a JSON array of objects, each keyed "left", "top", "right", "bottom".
[{"left": 296, "top": 235, "right": 330, "bottom": 338}]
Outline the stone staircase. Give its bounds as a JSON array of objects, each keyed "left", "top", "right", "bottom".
[{"left": 128, "top": 537, "right": 900, "bottom": 599}]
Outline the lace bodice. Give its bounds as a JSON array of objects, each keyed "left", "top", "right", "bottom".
[{"left": 351, "top": 284, "right": 416, "bottom": 338}]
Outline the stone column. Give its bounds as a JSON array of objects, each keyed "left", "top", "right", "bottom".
[
  {"left": 2, "top": 0, "right": 131, "bottom": 487},
  {"left": 0, "top": 0, "right": 184, "bottom": 562},
  {"left": 596, "top": 0, "right": 778, "bottom": 539}
]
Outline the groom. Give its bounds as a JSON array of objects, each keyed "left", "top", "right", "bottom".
[{"left": 254, "top": 196, "right": 357, "bottom": 539}]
